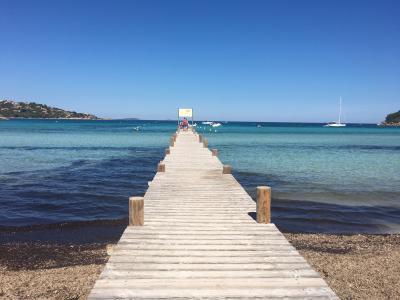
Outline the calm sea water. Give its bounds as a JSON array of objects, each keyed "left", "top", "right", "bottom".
[{"left": 1, "top": 119, "right": 399, "bottom": 233}]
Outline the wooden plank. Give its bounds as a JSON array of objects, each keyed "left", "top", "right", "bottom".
[
  {"left": 118, "top": 235, "right": 285, "bottom": 240},
  {"left": 89, "top": 287, "right": 337, "bottom": 299},
  {"left": 98, "top": 269, "right": 320, "bottom": 279},
  {"left": 91, "top": 278, "right": 329, "bottom": 289},
  {"left": 107, "top": 256, "right": 307, "bottom": 264},
  {"left": 109, "top": 250, "right": 300, "bottom": 257},
  {"left": 113, "top": 244, "right": 297, "bottom": 251},
  {"left": 123, "top": 228, "right": 284, "bottom": 234},
  {"left": 104, "top": 263, "right": 312, "bottom": 271},
  {"left": 117, "top": 239, "right": 290, "bottom": 245}
]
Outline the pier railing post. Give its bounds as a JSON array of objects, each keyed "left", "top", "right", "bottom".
[
  {"left": 203, "top": 138, "right": 208, "bottom": 148},
  {"left": 256, "top": 186, "right": 271, "bottom": 223},
  {"left": 222, "top": 165, "right": 232, "bottom": 174},
  {"left": 211, "top": 149, "right": 218, "bottom": 156},
  {"left": 170, "top": 137, "right": 175, "bottom": 147},
  {"left": 199, "top": 134, "right": 203, "bottom": 143},
  {"left": 165, "top": 148, "right": 170, "bottom": 155},
  {"left": 129, "top": 196, "right": 144, "bottom": 226},
  {"left": 158, "top": 162, "right": 165, "bottom": 172}
]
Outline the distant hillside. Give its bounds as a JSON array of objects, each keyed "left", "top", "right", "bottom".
[
  {"left": 382, "top": 110, "right": 400, "bottom": 126},
  {"left": 0, "top": 100, "right": 99, "bottom": 119},
  {"left": 385, "top": 111, "right": 400, "bottom": 123}
]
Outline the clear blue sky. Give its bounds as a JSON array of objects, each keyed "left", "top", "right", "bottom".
[{"left": 1, "top": 0, "right": 399, "bottom": 122}]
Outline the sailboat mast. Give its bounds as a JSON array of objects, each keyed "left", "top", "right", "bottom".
[{"left": 338, "top": 97, "right": 342, "bottom": 124}]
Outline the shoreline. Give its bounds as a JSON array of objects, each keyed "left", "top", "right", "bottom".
[
  {"left": 379, "top": 122, "right": 400, "bottom": 127},
  {"left": 1, "top": 224, "right": 399, "bottom": 299},
  {"left": 2, "top": 209, "right": 399, "bottom": 245},
  {"left": 0, "top": 219, "right": 126, "bottom": 245},
  {"left": 1, "top": 217, "right": 399, "bottom": 236}
]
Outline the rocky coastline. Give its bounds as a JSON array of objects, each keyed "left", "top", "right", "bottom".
[
  {"left": 379, "top": 122, "right": 400, "bottom": 127},
  {"left": 0, "top": 100, "right": 99, "bottom": 120}
]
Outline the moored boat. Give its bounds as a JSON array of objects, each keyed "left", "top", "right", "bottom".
[{"left": 324, "top": 97, "right": 346, "bottom": 127}]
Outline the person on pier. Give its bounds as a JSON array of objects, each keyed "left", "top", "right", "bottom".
[{"left": 182, "top": 117, "right": 189, "bottom": 131}]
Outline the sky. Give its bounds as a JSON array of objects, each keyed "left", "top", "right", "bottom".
[{"left": 0, "top": 0, "right": 399, "bottom": 122}]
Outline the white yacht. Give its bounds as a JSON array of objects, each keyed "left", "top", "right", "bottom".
[{"left": 324, "top": 97, "right": 346, "bottom": 127}]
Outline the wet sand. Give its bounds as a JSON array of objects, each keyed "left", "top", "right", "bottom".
[{"left": 0, "top": 233, "right": 399, "bottom": 299}]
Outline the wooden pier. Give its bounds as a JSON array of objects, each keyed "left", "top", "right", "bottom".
[{"left": 89, "top": 130, "right": 337, "bottom": 299}]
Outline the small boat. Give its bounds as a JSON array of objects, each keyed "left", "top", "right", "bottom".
[
  {"left": 324, "top": 97, "right": 346, "bottom": 127},
  {"left": 324, "top": 122, "right": 346, "bottom": 127},
  {"left": 211, "top": 122, "right": 221, "bottom": 127},
  {"left": 202, "top": 121, "right": 213, "bottom": 125},
  {"left": 257, "top": 124, "right": 262, "bottom": 128}
]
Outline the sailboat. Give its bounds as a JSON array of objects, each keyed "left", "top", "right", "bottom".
[{"left": 324, "top": 97, "right": 346, "bottom": 127}]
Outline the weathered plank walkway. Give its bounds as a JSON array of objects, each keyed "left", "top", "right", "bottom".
[{"left": 89, "top": 130, "right": 337, "bottom": 299}]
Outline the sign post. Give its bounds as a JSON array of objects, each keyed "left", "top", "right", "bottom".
[{"left": 178, "top": 108, "right": 194, "bottom": 125}]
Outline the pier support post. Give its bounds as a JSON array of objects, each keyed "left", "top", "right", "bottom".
[
  {"left": 222, "top": 165, "right": 232, "bottom": 174},
  {"left": 170, "top": 137, "right": 175, "bottom": 147},
  {"left": 203, "top": 139, "right": 208, "bottom": 148},
  {"left": 256, "top": 186, "right": 271, "bottom": 223},
  {"left": 165, "top": 148, "right": 170, "bottom": 155},
  {"left": 211, "top": 149, "right": 218, "bottom": 156},
  {"left": 158, "top": 162, "right": 165, "bottom": 172},
  {"left": 129, "top": 196, "right": 144, "bottom": 226}
]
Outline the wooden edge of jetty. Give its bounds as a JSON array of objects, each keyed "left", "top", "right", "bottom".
[{"left": 88, "top": 126, "right": 338, "bottom": 299}]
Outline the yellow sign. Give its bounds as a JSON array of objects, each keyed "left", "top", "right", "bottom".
[{"left": 178, "top": 108, "right": 193, "bottom": 118}]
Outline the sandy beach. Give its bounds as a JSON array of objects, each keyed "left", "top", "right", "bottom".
[
  {"left": 285, "top": 233, "right": 400, "bottom": 299},
  {"left": 0, "top": 232, "right": 398, "bottom": 299},
  {"left": 0, "top": 243, "right": 106, "bottom": 299}
]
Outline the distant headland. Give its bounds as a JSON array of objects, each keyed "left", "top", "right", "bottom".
[
  {"left": 0, "top": 100, "right": 99, "bottom": 120},
  {"left": 380, "top": 110, "right": 400, "bottom": 126}
]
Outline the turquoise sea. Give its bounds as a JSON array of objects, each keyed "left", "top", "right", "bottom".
[{"left": 1, "top": 119, "right": 399, "bottom": 234}]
